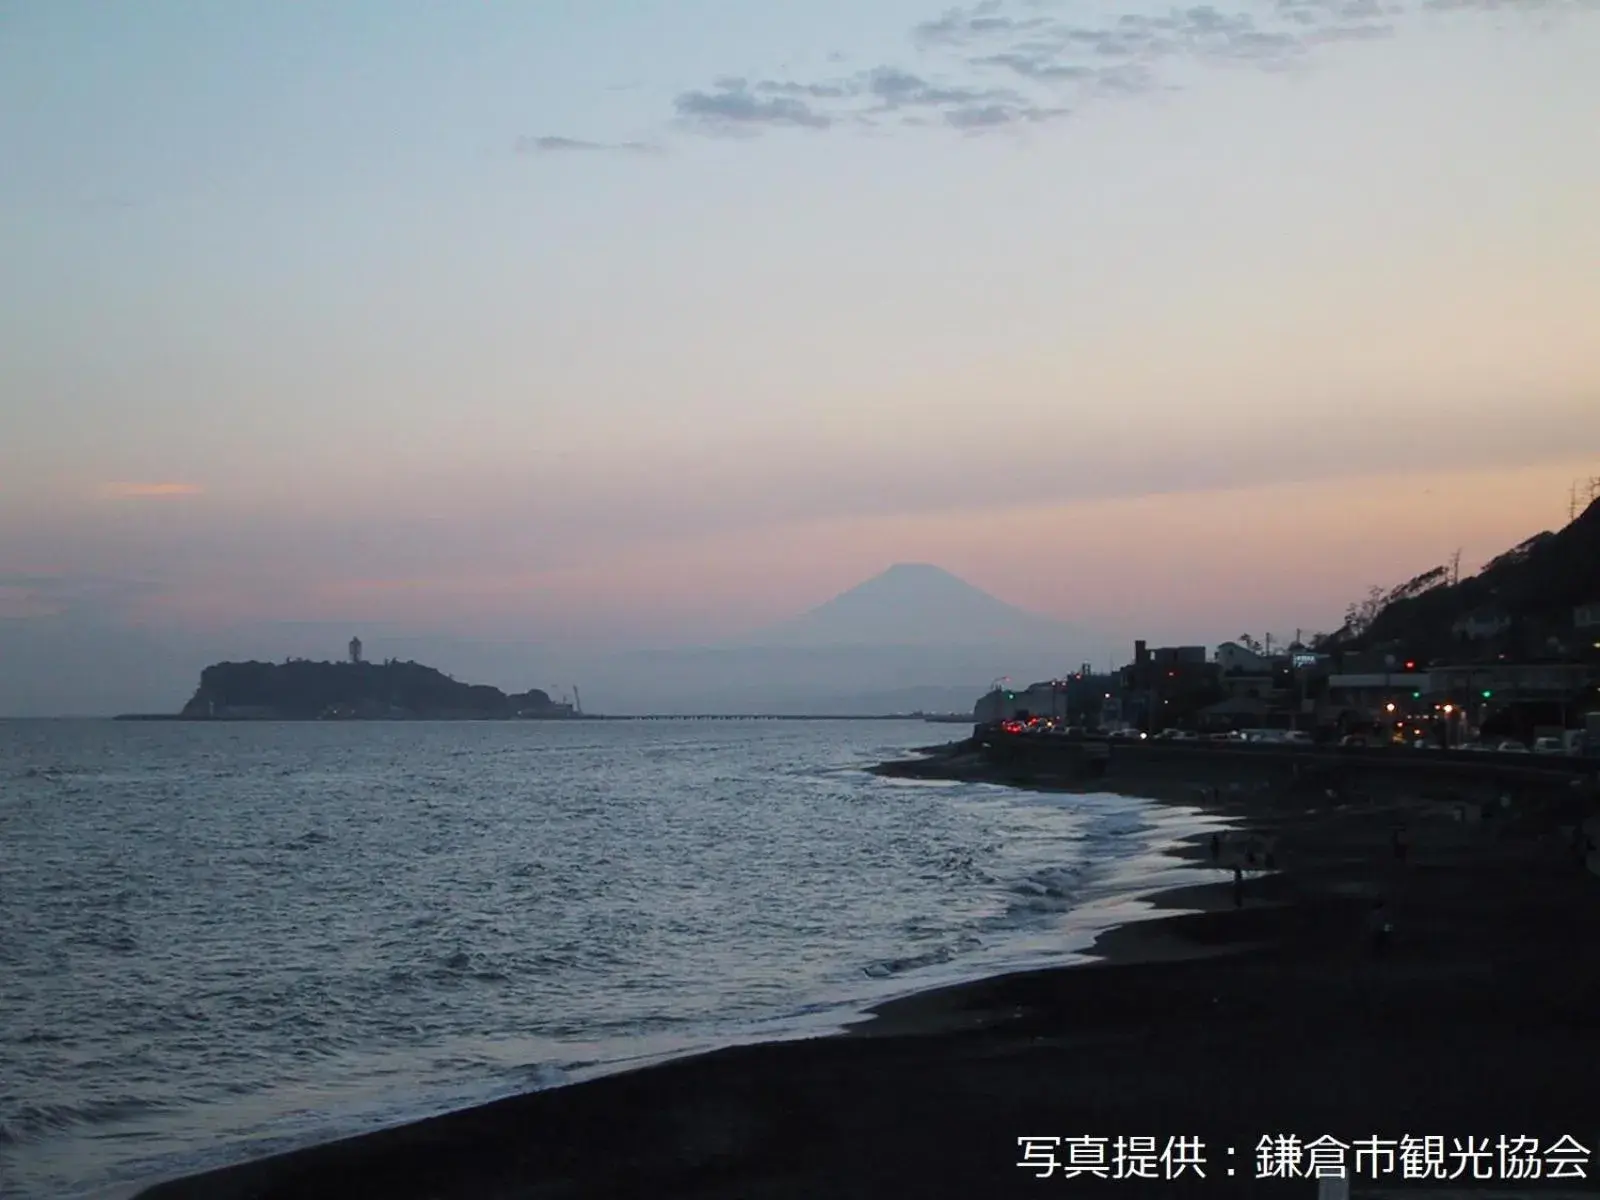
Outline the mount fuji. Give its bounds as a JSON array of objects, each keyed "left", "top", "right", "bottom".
[
  {"left": 746, "top": 562, "right": 1090, "bottom": 650},
  {"left": 549, "top": 564, "right": 1112, "bottom": 714}
]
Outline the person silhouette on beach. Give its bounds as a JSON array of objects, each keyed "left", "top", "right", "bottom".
[
  {"left": 1369, "top": 901, "right": 1392, "bottom": 957},
  {"left": 1232, "top": 865, "right": 1244, "bottom": 909},
  {"left": 1210, "top": 833, "right": 1221, "bottom": 861}
]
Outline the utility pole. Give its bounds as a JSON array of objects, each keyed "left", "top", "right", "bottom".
[
  {"left": 1568, "top": 477, "right": 1600, "bottom": 520},
  {"left": 1449, "top": 547, "right": 1462, "bottom": 587}
]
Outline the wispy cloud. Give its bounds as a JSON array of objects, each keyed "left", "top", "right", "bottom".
[
  {"left": 538, "top": 0, "right": 1589, "bottom": 145},
  {"left": 949, "top": 2, "right": 1365, "bottom": 87},
  {"left": 655, "top": 0, "right": 1384, "bottom": 137},
  {"left": 912, "top": 1, "right": 1056, "bottom": 47},
  {"left": 100, "top": 482, "right": 204, "bottom": 499},
  {"left": 671, "top": 66, "right": 1063, "bottom": 133},
  {"left": 751, "top": 78, "right": 859, "bottom": 100},
  {"left": 858, "top": 65, "right": 1015, "bottom": 110},
  {"left": 515, "top": 135, "right": 660, "bottom": 154},
  {"left": 944, "top": 99, "right": 1071, "bottom": 129},
  {"left": 1420, "top": 0, "right": 1599, "bottom": 11},
  {"left": 613, "top": 0, "right": 1590, "bottom": 142},
  {"left": 674, "top": 79, "right": 837, "bottom": 131}
]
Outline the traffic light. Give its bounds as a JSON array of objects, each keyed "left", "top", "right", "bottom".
[
  {"left": 1411, "top": 691, "right": 1420, "bottom": 699},
  {"left": 1481, "top": 689, "right": 1492, "bottom": 699}
]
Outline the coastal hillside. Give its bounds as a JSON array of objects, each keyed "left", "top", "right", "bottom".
[
  {"left": 1331, "top": 494, "right": 1600, "bottom": 660},
  {"left": 179, "top": 659, "right": 565, "bottom": 720}
]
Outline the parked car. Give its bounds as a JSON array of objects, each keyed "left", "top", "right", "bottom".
[
  {"left": 1531, "top": 736, "right": 1566, "bottom": 755},
  {"left": 1495, "top": 740, "right": 1529, "bottom": 753}
]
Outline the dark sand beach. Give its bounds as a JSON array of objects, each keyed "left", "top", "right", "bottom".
[{"left": 135, "top": 742, "right": 1600, "bottom": 1199}]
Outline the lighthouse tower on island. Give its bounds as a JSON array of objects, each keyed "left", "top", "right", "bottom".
[{"left": 348, "top": 636, "right": 363, "bottom": 665}]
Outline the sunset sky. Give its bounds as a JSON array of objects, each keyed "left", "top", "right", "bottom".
[{"left": 3, "top": 0, "right": 1599, "bottom": 711}]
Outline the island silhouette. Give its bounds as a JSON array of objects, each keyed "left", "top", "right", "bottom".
[{"left": 132, "top": 639, "right": 578, "bottom": 720}]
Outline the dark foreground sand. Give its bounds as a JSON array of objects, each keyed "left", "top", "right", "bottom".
[{"left": 135, "top": 746, "right": 1600, "bottom": 1199}]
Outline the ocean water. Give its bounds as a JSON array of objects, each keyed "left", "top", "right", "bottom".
[{"left": 0, "top": 719, "right": 1224, "bottom": 1199}]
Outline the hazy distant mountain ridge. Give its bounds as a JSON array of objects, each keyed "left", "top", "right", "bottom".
[
  {"left": 747, "top": 562, "right": 1083, "bottom": 648},
  {"left": 576, "top": 564, "right": 1105, "bottom": 713},
  {"left": 10, "top": 564, "right": 1106, "bottom": 717}
]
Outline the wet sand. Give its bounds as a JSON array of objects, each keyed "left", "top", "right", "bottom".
[{"left": 134, "top": 746, "right": 1600, "bottom": 1198}]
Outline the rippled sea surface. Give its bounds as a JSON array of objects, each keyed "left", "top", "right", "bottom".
[{"left": 0, "top": 719, "right": 1223, "bottom": 1199}]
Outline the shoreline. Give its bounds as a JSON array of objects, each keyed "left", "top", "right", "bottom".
[
  {"left": 133, "top": 743, "right": 1600, "bottom": 1198},
  {"left": 123, "top": 762, "right": 1229, "bottom": 1196}
]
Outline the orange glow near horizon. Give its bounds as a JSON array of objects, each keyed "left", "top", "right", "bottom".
[
  {"left": 137, "top": 455, "right": 1597, "bottom": 644},
  {"left": 507, "top": 455, "right": 1593, "bottom": 636}
]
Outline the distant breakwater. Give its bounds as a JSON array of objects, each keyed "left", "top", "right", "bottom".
[
  {"left": 112, "top": 711, "right": 596, "bottom": 722},
  {"left": 113, "top": 712, "right": 927, "bottom": 722}
]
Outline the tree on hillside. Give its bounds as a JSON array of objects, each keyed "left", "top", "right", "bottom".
[
  {"left": 1342, "top": 585, "right": 1389, "bottom": 639},
  {"left": 1338, "top": 565, "right": 1449, "bottom": 642},
  {"left": 1384, "top": 565, "right": 1449, "bottom": 606},
  {"left": 1481, "top": 532, "right": 1553, "bottom": 580}
]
